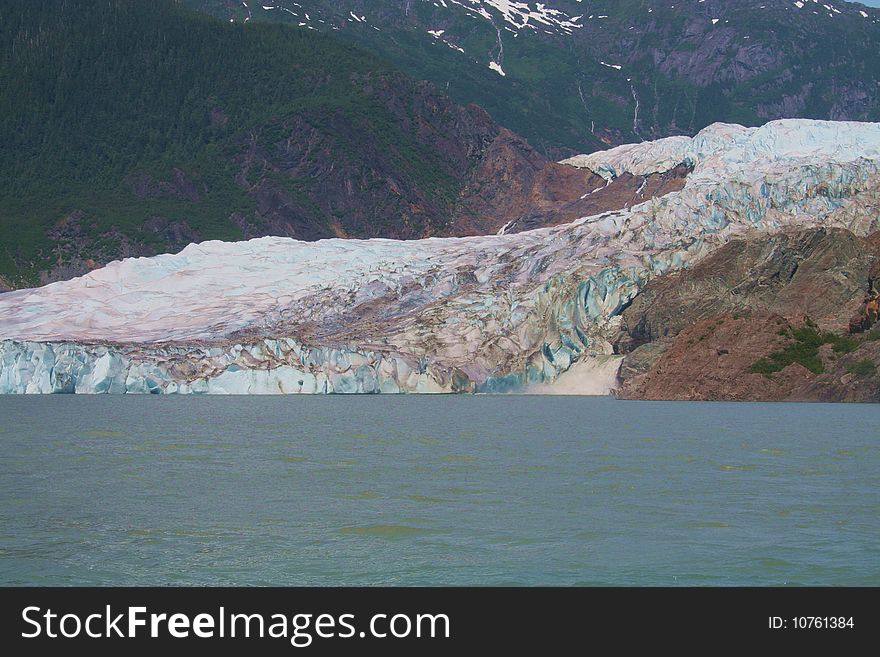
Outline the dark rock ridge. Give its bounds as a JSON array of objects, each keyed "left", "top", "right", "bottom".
[{"left": 615, "top": 228, "right": 880, "bottom": 402}]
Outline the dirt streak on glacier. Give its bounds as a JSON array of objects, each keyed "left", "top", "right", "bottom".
[{"left": 1, "top": 119, "right": 880, "bottom": 394}]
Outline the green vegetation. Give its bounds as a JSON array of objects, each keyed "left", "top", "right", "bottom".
[
  {"left": 0, "top": 0, "right": 463, "bottom": 286},
  {"left": 830, "top": 335, "right": 860, "bottom": 354},
  {"left": 188, "top": 0, "right": 880, "bottom": 156},
  {"left": 748, "top": 324, "right": 866, "bottom": 376},
  {"left": 323, "top": 12, "right": 620, "bottom": 155},
  {"left": 847, "top": 360, "right": 877, "bottom": 377},
  {"left": 188, "top": 0, "right": 648, "bottom": 153}
]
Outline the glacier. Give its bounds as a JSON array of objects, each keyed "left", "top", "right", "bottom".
[{"left": 1, "top": 119, "right": 880, "bottom": 394}]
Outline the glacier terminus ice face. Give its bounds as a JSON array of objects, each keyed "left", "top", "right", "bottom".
[{"left": 2, "top": 119, "right": 880, "bottom": 394}]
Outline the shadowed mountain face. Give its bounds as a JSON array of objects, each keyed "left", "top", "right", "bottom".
[
  {"left": 189, "top": 0, "right": 880, "bottom": 154},
  {"left": 0, "top": 0, "right": 690, "bottom": 290}
]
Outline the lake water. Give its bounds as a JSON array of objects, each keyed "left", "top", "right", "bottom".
[{"left": 0, "top": 396, "right": 877, "bottom": 586}]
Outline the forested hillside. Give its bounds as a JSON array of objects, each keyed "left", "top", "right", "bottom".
[
  {"left": 0, "top": 0, "right": 510, "bottom": 287},
  {"left": 190, "top": 0, "right": 880, "bottom": 154}
]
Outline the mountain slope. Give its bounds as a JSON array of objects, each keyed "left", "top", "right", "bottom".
[
  {"left": 0, "top": 1, "right": 445, "bottom": 286},
  {"left": 188, "top": 0, "right": 880, "bottom": 154},
  {"left": 1, "top": 0, "right": 617, "bottom": 288}
]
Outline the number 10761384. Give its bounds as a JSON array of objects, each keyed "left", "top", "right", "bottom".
[{"left": 769, "top": 617, "right": 855, "bottom": 630}]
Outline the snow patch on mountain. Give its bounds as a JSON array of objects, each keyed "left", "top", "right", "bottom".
[{"left": 443, "top": 1, "right": 584, "bottom": 34}]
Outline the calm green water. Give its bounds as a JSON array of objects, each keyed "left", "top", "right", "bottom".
[{"left": 0, "top": 396, "right": 878, "bottom": 586}]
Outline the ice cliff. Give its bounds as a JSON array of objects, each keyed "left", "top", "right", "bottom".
[{"left": 2, "top": 119, "right": 880, "bottom": 394}]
